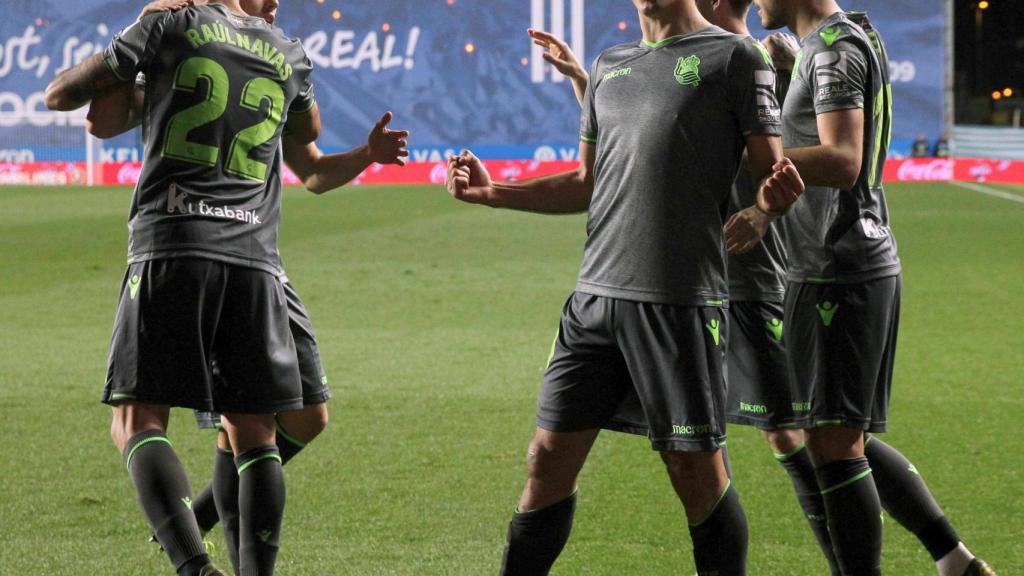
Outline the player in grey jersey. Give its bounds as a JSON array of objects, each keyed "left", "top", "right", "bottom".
[
  {"left": 45, "top": 1, "right": 324, "bottom": 573},
  {"left": 447, "top": 1, "right": 803, "bottom": 573},
  {"left": 754, "top": 0, "right": 996, "bottom": 574},
  {"left": 532, "top": 3, "right": 995, "bottom": 574},
  {"left": 79, "top": 0, "right": 410, "bottom": 572}
]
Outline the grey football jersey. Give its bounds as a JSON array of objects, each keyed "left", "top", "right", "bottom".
[
  {"left": 578, "top": 28, "right": 781, "bottom": 306},
  {"left": 781, "top": 12, "right": 900, "bottom": 284},
  {"left": 727, "top": 37, "right": 790, "bottom": 303},
  {"left": 104, "top": 3, "right": 315, "bottom": 275}
]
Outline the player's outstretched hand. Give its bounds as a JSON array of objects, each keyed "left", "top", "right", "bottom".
[
  {"left": 528, "top": 28, "right": 587, "bottom": 83},
  {"left": 446, "top": 150, "right": 492, "bottom": 203},
  {"left": 724, "top": 205, "right": 774, "bottom": 256},
  {"left": 762, "top": 33, "right": 800, "bottom": 72},
  {"left": 139, "top": 0, "right": 199, "bottom": 20},
  {"left": 367, "top": 111, "right": 410, "bottom": 166},
  {"left": 757, "top": 158, "right": 804, "bottom": 215}
]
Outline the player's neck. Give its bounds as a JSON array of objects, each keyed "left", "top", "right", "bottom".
[
  {"left": 714, "top": 14, "right": 750, "bottom": 37},
  {"left": 792, "top": 0, "right": 843, "bottom": 39},
  {"left": 638, "top": 4, "right": 712, "bottom": 45},
  {"left": 208, "top": 0, "right": 247, "bottom": 18}
]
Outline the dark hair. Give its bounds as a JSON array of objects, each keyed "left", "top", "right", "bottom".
[{"left": 728, "top": 0, "right": 753, "bottom": 16}]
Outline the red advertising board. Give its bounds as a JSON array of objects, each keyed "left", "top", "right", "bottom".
[{"left": 3, "top": 158, "right": 1024, "bottom": 187}]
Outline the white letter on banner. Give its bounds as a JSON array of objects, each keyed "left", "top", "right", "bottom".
[{"left": 530, "top": 0, "right": 585, "bottom": 84}]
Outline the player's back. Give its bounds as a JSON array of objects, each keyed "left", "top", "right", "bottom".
[{"left": 104, "top": 3, "right": 315, "bottom": 274}]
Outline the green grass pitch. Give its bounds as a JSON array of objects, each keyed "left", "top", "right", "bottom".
[{"left": 1, "top": 182, "right": 1021, "bottom": 574}]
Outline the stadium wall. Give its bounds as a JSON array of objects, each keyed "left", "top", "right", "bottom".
[{"left": 1, "top": 1, "right": 1010, "bottom": 185}]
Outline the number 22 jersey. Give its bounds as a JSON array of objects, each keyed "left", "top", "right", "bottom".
[{"left": 103, "top": 3, "right": 315, "bottom": 275}]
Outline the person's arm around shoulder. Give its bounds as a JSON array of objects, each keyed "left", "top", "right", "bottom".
[
  {"left": 44, "top": 54, "right": 125, "bottom": 111},
  {"left": 86, "top": 83, "right": 145, "bottom": 138},
  {"left": 445, "top": 141, "right": 594, "bottom": 214},
  {"left": 285, "top": 111, "right": 409, "bottom": 194}
]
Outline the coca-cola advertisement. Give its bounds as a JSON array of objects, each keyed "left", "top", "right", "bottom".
[
  {"left": 7, "top": 158, "right": 1024, "bottom": 186},
  {"left": 885, "top": 158, "right": 1024, "bottom": 184}
]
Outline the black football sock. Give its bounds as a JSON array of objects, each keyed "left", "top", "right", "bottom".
[
  {"left": 275, "top": 420, "right": 308, "bottom": 464},
  {"left": 191, "top": 481, "right": 219, "bottom": 534},
  {"left": 499, "top": 491, "right": 577, "bottom": 576},
  {"left": 688, "top": 481, "right": 748, "bottom": 576},
  {"left": 816, "top": 457, "right": 882, "bottom": 576},
  {"left": 775, "top": 444, "right": 840, "bottom": 575},
  {"left": 864, "top": 434, "right": 960, "bottom": 560},
  {"left": 189, "top": 420, "right": 306, "bottom": 540},
  {"left": 122, "top": 430, "right": 210, "bottom": 573},
  {"left": 236, "top": 445, "right": 285, "bottom": 576},
  {"left": 211, "top": 446, "right": 241, "bottom": 573}
]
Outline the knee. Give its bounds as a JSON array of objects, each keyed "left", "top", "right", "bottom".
[
  {"left": 308, "top": 404, "right": 329, "bottom": 437},
  {"left": 762, "top": 428, "right": 805, "bottom": 455},
  {"left": 110, "top": 417, "right": 127, "bottom": 453},
  {"left": 805, "top": 427, "right": 864, "bottom": 465},
  {"left": 659, "top": 451, "right": 689, "bottom": 478},
  {"left": 276, "top": 403, "right": 329, "bottom": 443},
  {"left": 525, "top": 438, "right": 555, "bottom": 479}
]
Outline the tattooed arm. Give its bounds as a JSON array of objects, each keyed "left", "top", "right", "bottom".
[{"left": 44, "top": 53, "right": 128, "bottom": 111}]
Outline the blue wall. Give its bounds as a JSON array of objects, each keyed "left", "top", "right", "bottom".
[{"left": 0, "top": 1, "right": 944, "bottom": 161}]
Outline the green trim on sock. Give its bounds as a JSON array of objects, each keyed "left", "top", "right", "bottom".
[
  {"left": 689, "top": 480, "right": 733, "bottom": 527},
  {"left": 276, "top": 423, "right": 308, "bottom": 449},
  {"left": 236, "top": 453, "right": 282, "bottom": 475},
  {"left": 125, "top": 436, "right": 171, "bottom": 470},
  {"left": 820, "top": 468, "right": 872, "bottom": 496},
  {"left": 772, "top": 443, "right": 807, "bottom": 462},
  {"left": 216, "top": 447, "right": 233, "bottom": 455}
]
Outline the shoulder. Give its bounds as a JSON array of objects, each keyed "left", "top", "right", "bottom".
[
  {"left": 590, "top": 41, "right": 642, "bottom": 82},
  {"left": 596, "top": 41, "right": 644, "bottom": 67},
  {"left": 805, "top": 17, "right": 872, "bottom": 58}
]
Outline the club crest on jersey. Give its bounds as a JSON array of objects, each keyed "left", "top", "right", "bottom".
[{"left": 674, "top": 55, "right": 701, "bottom": 87}]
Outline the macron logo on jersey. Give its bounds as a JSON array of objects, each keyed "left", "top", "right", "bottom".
[{"left": 166, "top": 183, "right": 263, "bottom": 225}]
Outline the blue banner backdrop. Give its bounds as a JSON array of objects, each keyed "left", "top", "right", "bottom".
[{"left": 0, "top": 0, "right": 944, "bottom": 162}]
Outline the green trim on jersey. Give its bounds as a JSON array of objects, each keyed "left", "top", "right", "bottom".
[
  {"left": 290, "top": 97, "right": 317, "bottom": 114},
  {"left": 579, "top": 134, "right": 597, "bottom": 144},
  {"left": 752, "top": 39, "right": 773, "bottom": 66},
  {"left": 104, "top": 55, "right": 127, "bottom": 82},
  {"left": 819, "top": 26, "right": 841, "bottom": 47},
  {"left": 642, "top": 35, "right": 686, "bottom": 49}
]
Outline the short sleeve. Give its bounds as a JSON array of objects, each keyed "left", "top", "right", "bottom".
[
  {"left": 727, "top": 38, "right": 781, "bottom": 137},
  {"left": 289, "top": 53, "right": 316, "bottom": 113},
  {"left": 579, "top": 55, "right": 601, "bottom": 144},
  {"left": 808, "top": 36, "right": 868, "bottom": 114},
  {"left": 103, "top": 13, "right": 166, "bottom": 82}
]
